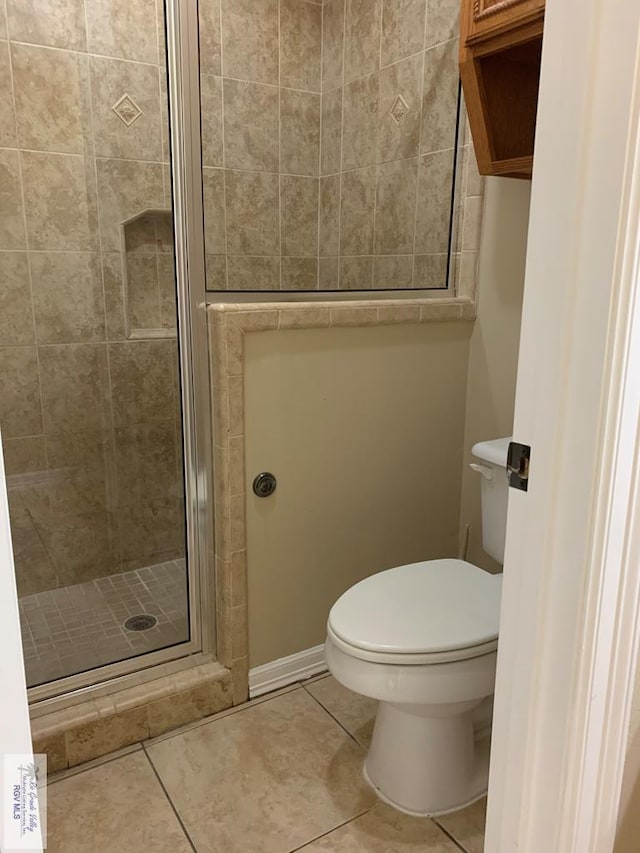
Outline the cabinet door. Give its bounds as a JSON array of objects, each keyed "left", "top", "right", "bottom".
[{"left": 464, "top": 0, "right": 545, "bottom": 44}]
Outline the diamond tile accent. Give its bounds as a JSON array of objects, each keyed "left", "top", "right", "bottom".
[
  {"left": 389, "top": 94, "right": 410, "bottom": 126},
  {"left": 112, "top": 93, "right": 143, "bottom": 127}
]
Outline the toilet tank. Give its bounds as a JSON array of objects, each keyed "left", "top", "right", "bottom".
[{"left": 471, "top": 437, "right": 511, "bottom": 565}]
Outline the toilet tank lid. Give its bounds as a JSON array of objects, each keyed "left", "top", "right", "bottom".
[{"left": 471, "top": 437, "right": 511, "bottom": 467}]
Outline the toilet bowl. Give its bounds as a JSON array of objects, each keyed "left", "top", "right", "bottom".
[
  {"left": 325, "top": 437, "right": 510, "bottom": 817},
  {"left": 326, "top": 558, "right": 502, "bottom": 816}
]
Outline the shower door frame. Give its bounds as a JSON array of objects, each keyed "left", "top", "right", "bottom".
[{"left": 28, "top": 0, "right": 216, "bottom": 706}]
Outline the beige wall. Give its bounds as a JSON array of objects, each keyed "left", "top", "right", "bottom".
[
  {"left": 244, "top": 321, "right": 471, "bottom": 667},
  {"left": 458, "top": 178, "right": 531, "bottom": 572}
]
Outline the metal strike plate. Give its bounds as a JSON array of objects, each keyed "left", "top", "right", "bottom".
[
  {"left": 253, "top": 472, "right": 277, "bottom": 498},
  {"left": 507, "top": 442, "right": 530, "bottom": 492}
]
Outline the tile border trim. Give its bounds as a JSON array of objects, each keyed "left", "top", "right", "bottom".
[{"left": 31, "top": 661, "right": 232, "bottom": 771}]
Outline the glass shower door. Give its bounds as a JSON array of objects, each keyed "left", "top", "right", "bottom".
[{"left": 0, "top": 0, "right": 196, "bottom": 687}]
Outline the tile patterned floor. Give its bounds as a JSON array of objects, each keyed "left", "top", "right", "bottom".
[
  {"left": 44, "top": 676, "right": 486, "bottom": 852},
  {"left": 20, "top": 559, "right": 189, "bottom": 687}
]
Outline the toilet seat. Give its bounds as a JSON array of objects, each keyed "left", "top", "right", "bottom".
[
  {"left": 327, "top": 624, "right": 498, "bottom": 665},
  {"left": 327, "top": 559, "right": 501, "bottom": 666}
]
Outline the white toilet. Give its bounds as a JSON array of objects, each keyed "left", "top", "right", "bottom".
[{"left": 325, "top": 437, "right": 510, "bottom": 817}]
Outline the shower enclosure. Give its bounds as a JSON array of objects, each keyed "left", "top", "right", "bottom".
[
  {"left": 1, "top": 0, "right": 464, "bottom": 703},
  {"left": 0, "top": 0, "right": 213, "bottom": 699}
]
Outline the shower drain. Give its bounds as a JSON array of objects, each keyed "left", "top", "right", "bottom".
[{"left": 124, "top": 614, "right": 158, "bottom": 632}]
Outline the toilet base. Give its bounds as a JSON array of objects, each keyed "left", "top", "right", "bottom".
[{"left": 363, "top": 699, "right": 491, "bottom": 817}]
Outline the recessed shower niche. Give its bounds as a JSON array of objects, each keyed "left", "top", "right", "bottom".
[{"left": 122, "top": 210, "right": 177, "bottom": 338}]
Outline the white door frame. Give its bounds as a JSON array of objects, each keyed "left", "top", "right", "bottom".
[
  {"left": 487, "top": 0, "right": 640, "bottom": 850},
  {"left": 0, "top": 433, "right": 43, "bottom": 852}
]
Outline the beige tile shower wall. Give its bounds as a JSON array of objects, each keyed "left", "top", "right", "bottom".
[
  {"left": 318, "top": 0, "right": 461, "bottom": 291},
  {"left": 199, "top": 0, "right": 464, "bottom": 292},
  {"left": 458, "top": 180, "right": 532, "bottom": 572},
  {"left": 200, "top": 0, "right": 324, "bottom": 291},
  {"left": 0, "top": 0, "right": 184, "bottom": 595}
]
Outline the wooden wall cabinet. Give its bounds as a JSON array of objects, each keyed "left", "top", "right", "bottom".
[{"left": 460, "top": 0, "right": 545, "bottom": 179}]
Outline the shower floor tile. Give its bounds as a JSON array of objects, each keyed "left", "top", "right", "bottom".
[
  {"left": 44, "top": 679, "right": 485, "bottom": 852},
  {"left": 20, "top": 559, "right": 189, "bottom": 687}
]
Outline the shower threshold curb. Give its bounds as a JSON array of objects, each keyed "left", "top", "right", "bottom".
[{"left": 30, "top": 660, "right": 232, "bottom": 773}]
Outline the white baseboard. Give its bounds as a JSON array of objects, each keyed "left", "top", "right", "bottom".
[{"left": 249, "top": 644, "right": 327, "bottom": 698}]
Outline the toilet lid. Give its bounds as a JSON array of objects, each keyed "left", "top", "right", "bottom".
[{"left": 328, "top": 559, "right": 501, "bottom": 657}]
